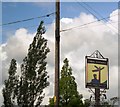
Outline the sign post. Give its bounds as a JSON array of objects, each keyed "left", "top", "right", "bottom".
[
  {"left": 95, "top": 88, "right": 100, "bottom": 107},
  {"left": 85, "top": 50, "right": 109, "bottom": 106}
]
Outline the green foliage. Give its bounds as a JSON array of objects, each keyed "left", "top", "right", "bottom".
[
  {"left": 67, "top": 94, "right": 84, "bottom": 107},
  {"left": 49, "top": 98, "right": 54, "bottom": 107},
  {"left": 2, "top": 59, "right": 18, "bottom": 107},
  {"left": 16, "top": 21, "right": 50, "bottom": 106},
  {"left": 49, "top": 58, "right": 84, "bottom": 107},
  {"left": 2, "top": 21, "right": 50, "bottom": 107},
  {"left": 59, "top": 58, "right": 84, "bottom": 107}
]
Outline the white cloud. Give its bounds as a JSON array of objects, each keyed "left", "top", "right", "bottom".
[
  {"left": 0, "top": 44, "right": 7, "bottom": 61},
  {"left": 110, "top": 9, "right": 118, "bottom": 22},
  {"left": 61, "top": 18, "right": 73, "bottom": 24},
  {"left": 3, "top": 28, "right": 35, "bottom": 63},
  {"left": 1, "top": 28, "right": 35, "bottom": 87},
  {"left": 1, "top": 9, "right": 118, "bottom": 105},
  {"left": 0, "top": 85, "right": 4, "bottom": 106},
  {"left": 107, "top": 66, "right": 118, "bottom": 98},
  {"left": 107, "top": 9, "right": 118, "bottom": 33}
]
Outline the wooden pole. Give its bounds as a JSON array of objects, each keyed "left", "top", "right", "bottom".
[{"left": 55, "top": 0, "right": 60, "bottom": 107}]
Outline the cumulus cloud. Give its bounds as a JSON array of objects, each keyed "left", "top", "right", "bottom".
[
  {"left": 0, "top": 85, "right": 4, "bottom": 106},
  {"left": 1, "top": 9, "right": 118, "bottom": 106},
  {"left": 2, "top": 28, "right": 35, "bottom": 63},
  {"left": 1, "top": 28, "right": 35, "bottom": 89},
  {"left": 107, "top": 66, "right": 118, "bottom": 98},
  {"left": 0, "top": 44, "right": 7, "bottom": 61},
  {"left": 61, "top": 18, "right": 73, "bottom": 24},
  {"left": 110, "top": 9, "right": 118, "bottom": 22}
]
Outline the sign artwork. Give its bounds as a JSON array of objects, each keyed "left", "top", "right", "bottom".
[{"left": 85, "top": 56, "right": 109, "bottom": 89}]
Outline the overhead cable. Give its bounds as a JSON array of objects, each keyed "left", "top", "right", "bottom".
[
  {"left": 1, "top": 12, "right": 55, "bottom": 26},
  {"left": 60, "top": 14, "right": 118, "bottom": 32},
  {"left": 75, "top": 1, "right": 118, "bottom": 34},
  {"left": 82, "top": 2, "right": 118, "bottom": 30}
]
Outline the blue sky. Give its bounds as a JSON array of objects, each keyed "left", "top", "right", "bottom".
[{"left": 2, "top": 2, "right": 118, "bottom": 43}]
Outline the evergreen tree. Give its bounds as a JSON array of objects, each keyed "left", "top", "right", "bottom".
[
  {"left": 16, "top": 21, "right": 50, "bottom": 106},
  {"left": 49, "top": 58, "right": 83, "bottom": 107},
  {"left": 59, "top": 58, "right": 83, "bottom": 107},
  {"left": 2, "top": 59, "right": 18, "bottom": 107}
]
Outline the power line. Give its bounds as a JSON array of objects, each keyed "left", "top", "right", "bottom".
[
  {"left": 1, "top": 12, "right": 55, "bottom": 26},
  {"left": 60, "top": 14, "right": 118, "bottom": 32},
  {"left": 2, "top": 21, "right": 118, "bottom": 34},
  {"left": 82, "top": 2, "right": 118, "bottom": 30},
  {"left": 75, "top": 1, "right": 100, "bottom": 20},
  {"left": 75, "top": 1, "right": 118, "bottom": 34},
  {"left": 62, "top": 21, "right": 118, "bottom": 32},
  {"left": 2, "top": 21, "right": 54, "bottom": 33},
  {"left": 2, "top": 14, "right": 118, "bottom": 34}
]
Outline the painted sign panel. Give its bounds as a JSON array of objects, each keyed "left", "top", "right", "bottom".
[{"left": 85, "top": 56, "right": 109, "bottom": 89}]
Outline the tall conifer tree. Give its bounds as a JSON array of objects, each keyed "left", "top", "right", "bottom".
[
  {"left": 17, "top": 21, "right": 50, "bottom": 106},
  {"left": 3, "top": 59, "right": 18, "bottom": 107},
  {"left": 49, "top": 58, "right": 83, "bottom": 107},
  {"left": 59, "top": 58, "right": 83, "bottom": 107},
  {"left": 3, "top": 21, "right": 50, "bottom": 106}
]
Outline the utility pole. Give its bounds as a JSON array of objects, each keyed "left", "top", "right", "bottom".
[{"left": 54, "top": 0, "right": 60, "bottom": 107}]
